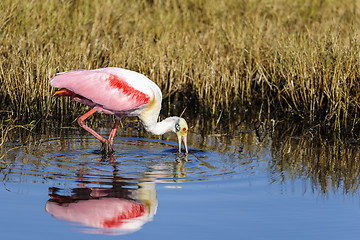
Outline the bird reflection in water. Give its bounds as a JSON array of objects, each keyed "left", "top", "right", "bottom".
[{"left": 45, "top": 154, "right": 188, "bottom": 235}]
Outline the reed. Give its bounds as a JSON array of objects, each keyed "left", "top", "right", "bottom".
[{"left": 1, "top": 0, "right": 360, "bottom": 135}]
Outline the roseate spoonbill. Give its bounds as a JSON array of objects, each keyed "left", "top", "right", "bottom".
[{"left": 50, "top": 67, "right": 188, "bottom": 155}]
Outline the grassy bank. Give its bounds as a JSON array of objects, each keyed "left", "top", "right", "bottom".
[{"left": 1, "top": 0, "right": 360, "bottom": 135}]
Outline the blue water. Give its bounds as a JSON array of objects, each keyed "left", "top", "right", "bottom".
[{"left": 1, "top": 129, "right": 360, "bottom": 239}]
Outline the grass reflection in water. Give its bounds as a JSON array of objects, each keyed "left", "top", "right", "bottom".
[{"left": 1, "top": 117, "right": 360, "bottom": 197}]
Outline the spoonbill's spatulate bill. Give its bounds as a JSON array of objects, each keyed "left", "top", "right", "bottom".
[{"left": 50, "top": 67, "right": 188, "bottom": 155}]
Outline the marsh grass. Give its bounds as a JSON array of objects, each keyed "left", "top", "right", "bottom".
[{"left": 1, "top": 0, "right": 360, "bottom": 136}]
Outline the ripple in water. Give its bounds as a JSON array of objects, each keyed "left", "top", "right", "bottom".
[
  {"left": 3, "top": 136, "right": 258, "bottom": 185},
  {"left": 1, "top": 135, "right": 267, "bottom": 235}
]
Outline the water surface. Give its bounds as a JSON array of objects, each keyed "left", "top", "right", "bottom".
[{"left": 1, "top": 120, "right": 360, "bottom": 239}]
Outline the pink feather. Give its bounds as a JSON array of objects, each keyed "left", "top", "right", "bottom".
[{"left": 50, "top": 68, "right": 151, "bottom": 114}]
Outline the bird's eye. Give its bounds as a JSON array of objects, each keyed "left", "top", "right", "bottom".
[
  {"left": 175, "top": 123, "right": 180, "bottom": 132},
  {"left": 182, "top": 127, "right": 187, "bottom": 132}
]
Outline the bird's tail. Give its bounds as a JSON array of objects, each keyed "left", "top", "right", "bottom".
[{"left": 52, "top": 88, "right": 75, "bottom": 97}]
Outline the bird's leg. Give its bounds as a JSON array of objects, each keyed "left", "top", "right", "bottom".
[
  {"left": 77, "top": 108, "right": 113, "bottom": 155},
  {"left": 108, "top": 117, "right": 121, "bottom": 147},
  {"left": 100, "top": 141, "right": 113, "bottom": 155},
  {"left": 77, "top": 108, "right": 107, "bottom": 143}
]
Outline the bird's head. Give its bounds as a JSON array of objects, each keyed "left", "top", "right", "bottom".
[{"left": 175, "top": 117, "right": 188, "bottom": 153}]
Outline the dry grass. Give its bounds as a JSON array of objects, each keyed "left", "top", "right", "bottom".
[{"left": 1, "top": 0, "right": 360, "bottom": 135}]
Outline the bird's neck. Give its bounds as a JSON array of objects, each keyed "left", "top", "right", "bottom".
[
  {"left": 138, "top": 95, "right": 177, "bottom": 135},
  {"left": 141, "top": 116, "right": 178, "bottom": 135}
]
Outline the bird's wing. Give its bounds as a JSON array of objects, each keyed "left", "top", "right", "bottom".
[{"left": 50, "top": 69, "right": 152, "bottom": 112}]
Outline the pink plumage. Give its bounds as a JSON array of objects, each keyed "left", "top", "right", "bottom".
[
  {"left": 50, "top": 68, "right": 152, "bottom": 115},
  {"left": 50, "top": 67, "right": 189, "bottom": 155}
]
